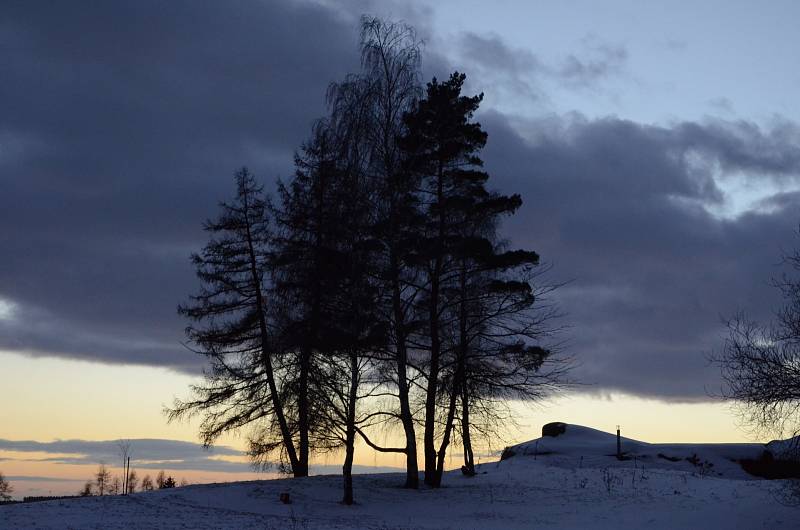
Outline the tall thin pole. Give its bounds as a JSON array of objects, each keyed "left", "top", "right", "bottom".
[{"left": 616, "top": 425, "right": 621, "bottom": 460}]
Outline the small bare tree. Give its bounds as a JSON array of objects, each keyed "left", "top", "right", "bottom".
[
  {"left": 715, "top": 238, "right": 800, "bottom": 442},
  {"left": 140, "top": 474, "right": 154, "bottom": 492},
  {"left": 126, "top": 469, "right": 138, "bottom": 494},
  {"left": 117, "top": 439, "right": 132, "bottom": 495},
  {"left": 0, "top": 471, "right": 13, "bottom": 501},
  {"left": 155, "top": 470, "right": 166, "bottom": 489},
  {"left": 109, "top": 476, "right": 121, "bottom": 495},
  {"left": 717, "top": 313, "right": 800, "bottom": 441},
  {"left": 79, "top": 481, "right": 93, "bottom": 497},
  {"left": 95, "top": 463, "right": 111, "bottom": 496},
  {"left": 714, "top": 234, "right": 800, "bottom": 502}
]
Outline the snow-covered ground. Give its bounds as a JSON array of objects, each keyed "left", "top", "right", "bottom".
[{"left": 2, "top": 424, "right": 797, "bottom": 529}]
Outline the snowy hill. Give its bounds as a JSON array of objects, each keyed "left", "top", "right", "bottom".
[
  {"left": 503, "top": 423, "right": 769, "bottom": 479},
  {"left": 2, "top": 424, "right": 797, "bottom": 529}
]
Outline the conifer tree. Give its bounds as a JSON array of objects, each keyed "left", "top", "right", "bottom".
[
  {"left": 170, "top": 169, "right": 304, "bottom": 476},
  {"left": 401, "top": 72, "right": 563, "bottom": 486}
]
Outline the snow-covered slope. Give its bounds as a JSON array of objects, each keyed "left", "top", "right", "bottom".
[
  {"left": 2, "top": 424, "right": 797, "bottom": 529},
  {"left": 504, "top": 423, "right": 768, "bottom": 479}
]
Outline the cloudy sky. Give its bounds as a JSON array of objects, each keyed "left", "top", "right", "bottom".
[{"left": 3, "top": 0, "right": 800, "bottom": 496}]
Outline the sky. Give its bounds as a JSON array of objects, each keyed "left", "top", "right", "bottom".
[{"left": 3, "top": 0, "right": 800, "bottom": 498}]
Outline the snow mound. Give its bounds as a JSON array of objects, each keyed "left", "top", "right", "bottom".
[{"left": 503, "top": 422, "right": 767, "bottom": 479}]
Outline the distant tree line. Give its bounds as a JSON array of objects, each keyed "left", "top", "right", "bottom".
[
  {"left": 170, "top": 16, "right": 569, "bottom": 505},
  {"left": 79, "top": 464, "right": 185, "bottom": 496}
]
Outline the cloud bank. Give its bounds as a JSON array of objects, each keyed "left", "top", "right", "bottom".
[{"left": 2, "top": 1, "right": 800, "bottom": 401}]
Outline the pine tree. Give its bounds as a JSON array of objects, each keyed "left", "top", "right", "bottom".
[
  {"left": 170, "top": 169, "right": 303, "bottom": 476},
  {"left": 272, "top": 114, "right": 384, "bottom": 503},
  {"left": 400, "top": 71, "right": 488, "bottom": 486},
  {"left": 266, "top": 124, "right": 346, "bottom": 478},
  {"left": 401, "top": 72, "right": 563, "bottom": 486}
]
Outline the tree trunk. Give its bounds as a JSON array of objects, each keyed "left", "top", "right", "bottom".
[
  {"left": 423, "top": 271, "right": 441, "bottom": 486},
  {"left": 342, "top": 352, "right": 359, "bottom": 504},
  {"left": 391, "top": 253, "right": 419, "bottom": 489},
  {"left": 243, "top": 189, "right": 300, "bottom": 474},
  {"left": 297, "top": 348, "right": 310, "bottom": 477},
  {"left": 434, "top": 374, "right": 460, "bottom": 486},
  {"left": 461, "top": 384, "right": 474, "bottom": 473},
  {"left": 424, "top": 161, "right": 445, "bottom": 486}
]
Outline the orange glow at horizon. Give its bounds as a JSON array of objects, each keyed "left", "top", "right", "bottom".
[{"left": 1, "top": 350, "right": 768, "bottom": 498}]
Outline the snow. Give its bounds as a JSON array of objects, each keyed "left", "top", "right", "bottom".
[
  {"left": 2, "top": 424, "right": 797, "bottom": 529},
  {"left": 507, "top": 423, "right": 768, "bottom": 479}
]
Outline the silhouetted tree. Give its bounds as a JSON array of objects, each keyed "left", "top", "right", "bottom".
[
  {"left": 95, "top": 464, "right": 110, "bottom": 496},
  {"left": 400, "top": 72, "right": 567, "bottom": 486},
  {"left": 399, "top": 72, "right": 489, "bottom": 485},
  {"left": 275, "top": 115, "right": 386, "bottom": 504},
  {"left": 258, "top": 123, "right": 350, "bottom": 478},
  {"left": 0, "top": 471, "right": 13, "bottom": 501},
  {"left": 79, "top": 481, "right": 93, "bottom": 497},
  {"left": 161, "top": 476, "right": 176, "bottom": 489},
  {"left": 171, "top": 169, "right": 304, "bottom": 476},
  {"left": 155, "top": 470, "right": 166, "bottom": 489},
  {"left": 140, "top": 474, "right": 154, "bottom": 492},
  {"left": 716, "top": 239, "right": 800, "bottom": 444},
  {"left": 109, "top": 476, "right": 121, "bottom": 495},
  {"left": 329, "top": 14, "right": 424, "bottom": 491},
  {"left": 126, "top": 469, "right": 138, "bottom": 494},
  {"left": 715, "top": 235, "right": 800, "bottom": 503},
  {"left": 117, "top": 439, "right": 131, "bottom": 495}
]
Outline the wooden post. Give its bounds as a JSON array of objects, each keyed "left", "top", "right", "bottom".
[{"left": 616, "top": 425, "right": 621, "bottom": 460}]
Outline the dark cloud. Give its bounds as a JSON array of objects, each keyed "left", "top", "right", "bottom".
[
  {"left": 0, "top": 0, "right": 361, "bottom": 370},
  {"left": 3, "top": 1, "right": 800, "bottom": 403},
  {"left": 479, "top": 111, "right": 800, "bottom": 400}
]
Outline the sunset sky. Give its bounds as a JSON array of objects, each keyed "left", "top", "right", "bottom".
[{"left": 3, "top": 0, "right": 800, "bottom": 498}]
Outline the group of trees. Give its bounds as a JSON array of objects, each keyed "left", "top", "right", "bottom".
[
  {"left": 171, "top": 17, "right": 567, "bottom": 505},
  {"left": 80, "top": 465, "right": 181, "bottom": 496}
]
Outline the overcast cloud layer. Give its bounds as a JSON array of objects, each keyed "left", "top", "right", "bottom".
[{"left": 3, "top": 1, "right": 800, "bottom": 400}]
